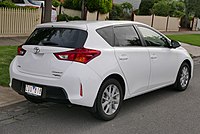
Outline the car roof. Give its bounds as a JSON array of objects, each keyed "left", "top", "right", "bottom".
[{"left": 36, "top": 21, "right": 146, "bottom": 31}]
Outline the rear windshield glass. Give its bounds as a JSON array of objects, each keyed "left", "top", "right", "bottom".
[{"left": 25, "top": 28, "right": 88, "bottom": 48}]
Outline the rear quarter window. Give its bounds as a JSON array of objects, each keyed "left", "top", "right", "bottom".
[
  {"left": 25, "top": 28, "right": 88, "bottom": 48},
  {"left": 96, "top": 26, "right": 114, "bottom": 46}
]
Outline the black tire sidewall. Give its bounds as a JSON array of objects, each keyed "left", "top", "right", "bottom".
[
  {"left": 176, "top": 62, "right": 190, "bottom": 91},
  {"left": 95, "top": 78, "right": 123, "bottom": 121}
]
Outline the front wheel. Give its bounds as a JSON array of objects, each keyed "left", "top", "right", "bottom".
[
  {"left": 174, "top": 62, "right": 191, "bottom": 91},
  {"left": 92, "top": 79, "right": 123, "bottom": 121}
]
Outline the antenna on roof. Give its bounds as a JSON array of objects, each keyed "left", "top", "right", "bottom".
[{"left": 62, "top": 11, "right": 69, "bottom": 22}]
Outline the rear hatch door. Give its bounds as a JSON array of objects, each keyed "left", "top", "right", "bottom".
[{"left": 16, "top": 27, "right": 88, "bottom": 78}]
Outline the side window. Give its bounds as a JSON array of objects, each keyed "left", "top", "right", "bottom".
[
  {"left": 114, "top": 26, "right": 142, "bottom": 47},
  {"left": 137, "top": 26, "right": 169, "bottom": 47},
  {"left": 96, "top": 26, "right": 114, "bottom": 46}
]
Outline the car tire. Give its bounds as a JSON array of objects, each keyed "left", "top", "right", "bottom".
[
  {"left": 92, "top": 78, "right": 123, "bottom": 121},
  {"left": 25, "top": 96, "right": 43, "bottom": 104},
  {"left": 174, "top": 62, "right": 191, "bottom": 91}
]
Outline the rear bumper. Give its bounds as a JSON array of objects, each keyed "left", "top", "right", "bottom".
[
  {"left": 12, "top": 78, "right": 71, "bottom": 104},
  {"left": 10, "top": 58, "right": 103, "bottom": 107}
]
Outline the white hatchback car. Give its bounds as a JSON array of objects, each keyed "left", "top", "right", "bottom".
[{"left": 10, "top": 21, "right": 193, "bottom": 120}]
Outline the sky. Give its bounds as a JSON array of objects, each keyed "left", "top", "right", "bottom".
[{"left": 113, "top": 0, "right": 142, "bottom": 9}]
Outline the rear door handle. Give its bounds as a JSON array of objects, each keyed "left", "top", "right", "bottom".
[
  {"left": 119, "top": 54, "right": 128, "bottom": 60},
  {"left": 150, "top": 54, "right": 157, "bottom": 59}
]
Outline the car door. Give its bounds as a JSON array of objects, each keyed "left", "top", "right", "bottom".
[
  {"left": 113, "top": 25, "right": 151, "bottom": 95},
  {"left": 137, "top": 25, "right": 179, "bottom": 90}
]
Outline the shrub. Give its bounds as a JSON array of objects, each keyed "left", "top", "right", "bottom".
[
  {"left": 0, "top": 0, "right": 17, "bottom": 8},
  {"left": 0, "top": 0, "right": 36, "bottom": 10},
  {"left": 63, "top": 0, "right": 81, "bottom": 10},
  {"left": 52, "top": 0, "right": 60, "bottom": 7},
  {"left": 87, "top": 0, "right": 112, "bottom": 14},
  {"left": 62, "top": 0, "right": 112, "bottom": 14},
  {"left": 109, "top": 4, "right": 123, "bottom": 20},
  {"left": 86, "top": 0, "right": 98, "bottom": 13},
  {"left": 57, "top": 14, "right": 81, "bottom": 21},
  {"left": 73, "top": 16, "right": 81, "bottom": 20}
]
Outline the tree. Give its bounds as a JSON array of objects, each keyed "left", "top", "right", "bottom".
[
  {"left": 86, "top": 0, "right": 112, "bottom": 14},
  {"left": 52, "top": 0, "right": 61, "bottom": 7},
  {"left": 43, "top": 0, "right": 52, "bottom": 23},
  {"left": 109, "top": 2, "right": 133, "bottom": 20},
  {"left": 152, "top": 0, "right": 170, "bottom": 16},
  {"left": 99, "top": 0, "right": 112, "bottom": 14},
  {"left": 138, "top": 0, "right": 154, "bottom": 15},
  {"left": 184, "top": 0, "right": 200, "bottom": 18},
  {"left": 139, "top": 0, "right": 185, "bottom": 17},
  {"left": 121, "top": 2, "right": 132, "bottom": 14},
  {"left": 63, "top": 0, "right": 81, "bottom": 10},
  {"left": 109, "top": 4, "right": 123, "bottom": 20},
  {"left": 169, "top": 0, "right": 185, "bottom": 17},
  {"left": 62, "top": 0, "right": 112, "bottom": 19}
]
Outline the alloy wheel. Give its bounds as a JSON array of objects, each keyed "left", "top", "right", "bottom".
[
  {"left": 101, "top": 84, "right": 120, "bottom": 115},
  {"left": 180, "top": 66, "right": 189, "bottom": 88}
]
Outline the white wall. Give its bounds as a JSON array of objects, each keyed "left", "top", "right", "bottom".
[
  {"left": 60, "top": 8, "right": 109, "bottom": 21},
  {"left": 167, "top": 17, "right": 180, "bottom": 31},
  {"left": 134, "top": 15, "right": 152, "bottom": 26},
  {"left": 134, "top": 14, "right": 180, "bottom": 32},
  {"left": 86, "top": 11, "right": 97, "bottom": 21},
  {"left": 61, "top": 8, "right": 81, "bottom": 18},
  {"left": 153, "top": 16, "right": 167, "bottom": 31}
]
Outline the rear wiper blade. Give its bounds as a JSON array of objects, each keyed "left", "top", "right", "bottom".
[{"left": 41, "top": 41, "right": 59, "bottom": 46}]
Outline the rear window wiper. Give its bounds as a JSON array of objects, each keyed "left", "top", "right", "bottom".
[{"left": 41, "top": 41, "right": 59, "bottom": 46}]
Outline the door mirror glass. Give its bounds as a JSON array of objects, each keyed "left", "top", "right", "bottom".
[{"left": 171, "top": 40, "right": 181, "bottom": 48}]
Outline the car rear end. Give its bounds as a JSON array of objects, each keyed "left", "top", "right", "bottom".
[{"left": 9, "top": 22, "right": 103, "bottom": 107}]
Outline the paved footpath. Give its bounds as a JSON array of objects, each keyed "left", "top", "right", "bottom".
[
  {"left": 181, "top": 43, "right": 200, "bottom": 57},
  {"left": 0, "top": 86, "right": 25, "bottom": 107},
  {"left": 0, "top": 31, "right": 200, "bottom": 108},
  {"left": 162, "top": 31, "right": 200, "bottom": 35},
  {"left": 0, "top": 36, "right": 28, "bottom": 46}
]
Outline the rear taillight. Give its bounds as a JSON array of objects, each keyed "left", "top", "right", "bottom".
[
  {"left": 17, "top": 45, "right": 26, "bottom": 56},
  {"left": 54, "top": 48, "right": 101, "bottom": 64}
]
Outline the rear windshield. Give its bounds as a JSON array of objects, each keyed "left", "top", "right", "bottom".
[{"left": 25, "top": 28, "right": 88, "bottom": 48}]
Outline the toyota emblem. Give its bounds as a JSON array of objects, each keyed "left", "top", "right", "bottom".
[{"left": 33, "top": 47, "right": 40, "bottom": 54}]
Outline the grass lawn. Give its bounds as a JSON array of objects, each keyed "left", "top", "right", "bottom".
[
  {"left": 0, "top": 46, "right": 17, "bottom": 87},
  {"left": 166, "top": 34, "right": 200, "bottom": 47}
]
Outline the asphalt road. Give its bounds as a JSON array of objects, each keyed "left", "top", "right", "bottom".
[{"left": 0, "top": 64, "right": 200, "bottom": 134}]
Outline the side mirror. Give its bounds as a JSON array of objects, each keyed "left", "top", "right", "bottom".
[{"left": 171, "top": 40, "right": 181, "bottom": 48}]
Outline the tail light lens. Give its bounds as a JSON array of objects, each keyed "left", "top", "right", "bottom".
[
  {"left": 54, "top": 48, "right": 101, "bottom": 64},
  {"left": 17, "top": 45, "right": 26, "bottom": 56}
]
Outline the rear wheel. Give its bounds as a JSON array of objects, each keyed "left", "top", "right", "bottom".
[
  {"left": 174, "top": 62, "right": 190, "bottom": 91},
  {"left": 25, "top": 96, "right": 43, "bottom": 104},
  {"left": 92, "top": 79, "right": 123, "bottom": 121}
]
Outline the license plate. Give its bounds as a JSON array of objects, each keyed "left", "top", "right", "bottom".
[{"left": 25, "top": 84, "right": 42, "bottom": 96}]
